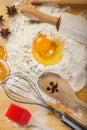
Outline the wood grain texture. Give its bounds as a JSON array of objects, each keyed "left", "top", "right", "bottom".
[
  {"left": 0, "top": 0, "right": 87, "bottom": 130},
  {"left": 0, "top": 86, "right": 87, "bottom": 130},
  {"left": 31, "top": 0, "right": 87, "bottom": 4}
]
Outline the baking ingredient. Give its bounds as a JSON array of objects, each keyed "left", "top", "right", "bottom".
[
  {"left": 38, "top": 72, "right": 87, "bottom": 109},
  {"left": 33, "top": 32, "right": 51, "bottom": 52},
  {"left": 0, "top": 60, "right": 9, "bottom": 83},
  {"left": 0, "top": 15, "right": 4, "bottom": 24},
  {"left": 5, "top": 103, "right": 53, "bottom": 130},
  {"left": 6, "top": 5, "right": 18, "bottom": 17},
  {"left": 0, "top": 0, "right": 86, "bottom": 129},
  {"left": 32, "top": 32, "right": 64, "bottom": 66},
  {"left": 21, "top": 3, "right": 87, "bottom": 45},
  {"left": 0, "top": 42, "right": 7, "bottom": 61},
  {"left": 58, "top": 13, "right": 87, "bottom": 45},
  {"left": 0, "top": 28, "right": 11, "bottom": 38},
  {"left": 6, "top": 1, "right": 87, "bottom": 92},
  {"left": 4, "top": 87, "right": 87, "bottom": 129}
]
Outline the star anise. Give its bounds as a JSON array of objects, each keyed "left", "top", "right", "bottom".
[
  {"left": 6, "top": 5, "right": 18, "bottom": 17},
  {"left": 0, "top": 28, "right": 11, "bottom": 38},
  {"left": 0, "top": 15, "right": 4, "bottom": 24}
]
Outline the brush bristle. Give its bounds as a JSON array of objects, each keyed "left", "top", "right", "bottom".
[{"left": 5, "top": 103, "right": 32, "bottom": 125}]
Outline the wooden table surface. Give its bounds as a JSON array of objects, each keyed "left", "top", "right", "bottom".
[
  {"left": 0, "top": 86, "right": 87, "bottom": 130},
  {"left": 0, "top": 0, "right": 87, "bottom": 130}
]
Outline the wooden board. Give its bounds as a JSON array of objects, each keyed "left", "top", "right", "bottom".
[
  {"left": 0, "top": 0, "right": 87, "bottom": 130},
  {"left": 0, "top": 87, "right": 87, "bottom": 130}
]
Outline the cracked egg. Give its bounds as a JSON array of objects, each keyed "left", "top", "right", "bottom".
[{"left": 32, "top": 32, "right": 64, "bottom": 66}]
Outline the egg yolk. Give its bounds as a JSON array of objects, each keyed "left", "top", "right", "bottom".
[
  {"left": 34, "top": 33, "right": 51, "bottom": 52},
  {"left": 32, "top": 32, "right": 64, "bottom": 66}
]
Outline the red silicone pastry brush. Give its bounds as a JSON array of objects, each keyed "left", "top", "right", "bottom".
[{"left": 5, "top": 103, "right": 53, "bottom": 130}]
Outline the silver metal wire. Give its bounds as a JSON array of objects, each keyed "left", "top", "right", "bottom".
[{"left": 3, "top": 73, "right": 62, "bottom": 117}]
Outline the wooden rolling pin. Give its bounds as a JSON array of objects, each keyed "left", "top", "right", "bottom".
[
  {"left": 21, "top": 3, "right": 87, "bottom": 45},
  {"left": 21, "top": 3, "right": 58, "bottom": 26},
  {"left": 31, "top": 0, "right": 87, "bottom": 5}
]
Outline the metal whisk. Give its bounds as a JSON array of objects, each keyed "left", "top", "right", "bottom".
[
  {"left": 3, "top": 73, "right": 61, "bottom": 116},
  {"left": 2, "top": 73, "right": 87, "bottom": 130}
]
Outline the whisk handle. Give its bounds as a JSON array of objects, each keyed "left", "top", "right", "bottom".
[
  {"left": 61, "top": 113, "right": 87, "bottom": 130},
  {"left": 48, "top": 106, "right": 86, "bottom": 129}
]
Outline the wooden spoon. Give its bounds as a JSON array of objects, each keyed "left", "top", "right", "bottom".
[{"left": 38, "top": 72, "right": 87, "bottom": 109}]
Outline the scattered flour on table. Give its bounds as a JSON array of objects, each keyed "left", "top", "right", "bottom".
[
  {"left": 2, "top": 1, "right": 87, "bottom": 129},
  {"left": 6, "top": 3, "right": 87, "bottom": 92}
]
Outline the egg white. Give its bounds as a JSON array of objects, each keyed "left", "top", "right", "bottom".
[{"left": 6, "top": 2, "right": 87, "bottom": 93}]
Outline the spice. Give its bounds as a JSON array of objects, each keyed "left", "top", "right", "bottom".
[
  {"left": 50, "top": 82, "right": 54, "bottom": 86},
  {"left": 6, "top": 5, "right": 18, "bottom": 17},
  {"left": 6, "top": 0, "right": 87, "bottom": 93},
  {"left": 0, "top": 15, "right": 4, "bottom": 24},
  {"left": 47, "top": 82, "right": 58, "bottom": 93},
  {"left": 47, "top": 87, "right": 50, "bottom": 91},
  {"left": 0, "top": 28, "right": 11, "bottom": 38}
]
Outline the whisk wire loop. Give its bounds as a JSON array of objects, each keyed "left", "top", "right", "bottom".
[
  {"left": 3, "top": 72, "right": 87, "bottom": 130},
  {"left": 3, "top": 73, "right": 50, "bottom": 109}
]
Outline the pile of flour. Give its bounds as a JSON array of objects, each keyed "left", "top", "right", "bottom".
[{"left": 6, "top": 1, "right": 87, "bottom": 93}]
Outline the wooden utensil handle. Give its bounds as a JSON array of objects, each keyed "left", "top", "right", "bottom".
[
  {"left": 61, "top": 113, "right": 87, "bottom": 130},
  {"left": 21, "top": 4, "right": 59, "bottom": 26},
  {"left": 31, "top": 0, "right": 87, "bottom": 5}
]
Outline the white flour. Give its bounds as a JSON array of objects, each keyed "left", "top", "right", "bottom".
[
  {"left": 6, "top": 2, "right": 87, "bottom": 92},
  {"left": 3, "top": 1, "right": 87, "bottom": 129}
]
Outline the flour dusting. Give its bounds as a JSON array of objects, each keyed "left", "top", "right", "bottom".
[
  {"left": 0, "top": 1, "right": 86, "bottom": 129},
  {"left": 6, "top": 2, "right": 87, "bottom": 93}
]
